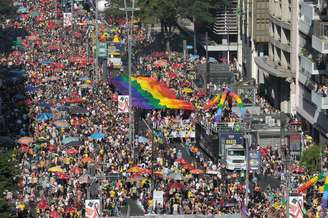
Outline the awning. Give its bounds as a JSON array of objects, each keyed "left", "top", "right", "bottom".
[{"left": 255, "top": 57, "right": 295, "bottom": 79}]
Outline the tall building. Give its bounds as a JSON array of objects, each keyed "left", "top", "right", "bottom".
[
  {"left": 254, "top": 0, "right": 299, "bottom": 114},
  {"left": 242, "top": 0, "right": 270, "bottom": 81},
  {"left": 297, "top": 0, "right": 328, "bottom": 144},
  {"left": 211, "top": 0, "right": 239, "bottom": 65}
]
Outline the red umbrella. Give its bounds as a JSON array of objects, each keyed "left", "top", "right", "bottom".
[
  {"left": 175, "top": 158, "right": 188, "bottom": 165},
  {"left": 74, "top": 32, "right": 82, "bottom": 38},
  {"left": 168, "top": 72, "right": 177, "bottom": 79},
  {"left": 66, "top": 148, "right": 79, "bottom": 155},
  {"left": 71, "top": 166, "right": 82, "bottom": 175},
  {"left": 36, "top": 16, "right": 45, "bottom": 22},
  {"left": 48, "top": 45, "right": 60, "bottom": 51},
  {"left": 19, "top": 144, "right": 29, "bottom": 153},
  {"left": 63, "top": 97, "right": 84, "bottom": 104},
  {"left": 47, "top": 21, "right": 57, "bottom": 29},
  {"left": 172, "top": 63, "right": 183, "bottom": 69},
  {"left": 140, "top": 168, "right": 152, "bottom": 175},
  {"left": 11, "top": 51, "right": 22, "bottom": 57},
  {"left": 37, "top": 199, "right": 49, "bottom": 210},
  {"left": 182, "top": 163, "right": 193, "bottom": 170},
  {"left": 50, "top": 210, "right": 60, "bottom": 218},
  {"left": 51, "top": 62, "right": 65, "bottom": 69},
  {"left": 56, "top": 172, "right": 69, "bottom": 180},
  {"left": 65, "top": 207, "right": 77, "bottom": 213},
  {"left": 168, "top": 182, "right": 184, "bottom": 191},
  {"left": 47, "top": 144, "right": 57, "bottom": 152}
]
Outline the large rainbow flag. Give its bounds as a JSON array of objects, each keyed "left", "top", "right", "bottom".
[{"left": 111, "top": 76, "right": 194, "bottom": 110}]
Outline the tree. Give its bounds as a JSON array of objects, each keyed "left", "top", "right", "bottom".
[
  {"left": 0, "top": 150, "right": 19, "bottom": 217},
  {"left": 0, "top": 0, "right": 15, "bottom": 17},
  {"left": 178, "top": 0, "right": 217, "bottom": 25},
  {"left": 301, "top": 145, "right": 322, "bottom": 173}
]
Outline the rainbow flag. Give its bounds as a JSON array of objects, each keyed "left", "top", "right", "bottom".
[
  {"left": 111, "top": 76, "right": 194, "bottom": 110},
  {"left": 203, "top": 95, "right": 220, "bottom": 110}
]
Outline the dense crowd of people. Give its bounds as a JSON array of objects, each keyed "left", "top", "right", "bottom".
[{"left": 1, "top": 0, "right": 328, "bottom": 218}]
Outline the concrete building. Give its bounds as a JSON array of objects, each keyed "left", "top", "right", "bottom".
[
  {"left": 297, "top": 0, "right": 328, "bottom": 144},
  {"left": 254, "top": 0, "right": 299, "bottom": 114},
  {"left": 210, "top": 0, "right": 240, "bottom": 66},
  {"left": 242, "top": 0, "right": 270, "bottom": 81}
]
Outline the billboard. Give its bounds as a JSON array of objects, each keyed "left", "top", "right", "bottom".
[{"left": 220, "top": 133, "right": 244, "bottom": 146}]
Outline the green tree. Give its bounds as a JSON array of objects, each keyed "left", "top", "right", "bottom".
[
  {"left": 0, "top": 0, "right": 15, "bottom": 17},
  {"left": 300, "top": 145, "right": 322, "bottom": 173},
  {"left": 178, "top": 0, "right": 217, "bottom": 24},
  {"left": 0, "top": 150, "right": 19, "bottom": 217}
]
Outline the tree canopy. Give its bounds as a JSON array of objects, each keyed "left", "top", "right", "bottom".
[{"left": 105, "top": 0, "right": 220, "bottom": 32}]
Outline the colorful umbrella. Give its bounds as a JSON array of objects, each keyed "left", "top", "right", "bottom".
[
  {"left": 175, "top": 158, "right": 188, "bottom": 165},
  {"left": 54, "top": 120, "right": 69, "bottom": 128},
  {"left": 37, "top": 199, "right": 49, "bottom": 210},
  {"left": 89, "top": 132, "right": 105, "bottom": 140},
  {"left": 48, "top": 166, "right": 65, "bottom": 173},
  {"left": 65, "top": 148, "right": 79, "bottom": 155},
  {"left": 36, "top": 113, "right": 53, "bottom": 122},
  {"left": 190, "top": 169, "right": 204, "bottom": 175},
  {"left": 62, "top": 137, "right": 80, "bottom": 144},
  {"left": 17, "top": 136, "right": 33, "bottom": 144},
  {"left": 56, "top": 172, "right": 69, "bottom": 180},
  {"left": 127, "top": 165, "right": 143, "bottom": 173},
  {"left": 81, "top": 156, "right": 94, "bottom": 164}
]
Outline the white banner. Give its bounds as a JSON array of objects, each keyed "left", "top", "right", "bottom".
[
  {"left": 85, "top": 199, "right": 101, "bottom": 218},
  {"left": 63, "top": 13, "right": 72, "bottom": 27},
  {"left": 289, "top": 196, "right": 304, "bottom": 218},
  {"left": 153, "top": 190, "right": 164, "bottom": 208},
  {"left": 118, "top": 95, "right": 129, "bottom": 113}
]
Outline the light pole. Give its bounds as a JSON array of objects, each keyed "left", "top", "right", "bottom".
[{"left": 120, "top": 0, "right": 140, "bottom": 162}]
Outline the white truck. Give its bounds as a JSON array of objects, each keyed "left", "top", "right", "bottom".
[{"left": 220, "top": 133, "right": 246, "bottom": 171}]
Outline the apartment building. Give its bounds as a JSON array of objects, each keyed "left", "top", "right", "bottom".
[
  {"left": 254, "top": 0, "right": 299, "bottom": 114},
  {"left": 297, "top": 0, "right": 328, "bottom": 144}
]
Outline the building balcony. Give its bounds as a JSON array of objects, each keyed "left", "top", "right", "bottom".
[
  {"left": 300, "top": 54, "right": 319, "bottom": 75},
  {"left": 255, "top": 56, "right": 294, "bottom": 78},
  {"left": 299, "top": 69, "right": 309, "bottom": 85},
  {"left": 269, "top": 15, "right": 291, "bottom": 30},
  {"left": 299, "top": 18, "right": 312, "bottom": 35},
  {"left": 312, "top": 20, "right": 328, "bottom": 54},
  {"left": 270, "top": 37, "right": 291, "bottom": 52},
  {"left": 311, "top": 90, "right": 328, "bottom": 110}
]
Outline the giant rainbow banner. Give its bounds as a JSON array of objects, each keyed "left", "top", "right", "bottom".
[{"left": 111, "top": 76, "right": 194, "bottom": 110}]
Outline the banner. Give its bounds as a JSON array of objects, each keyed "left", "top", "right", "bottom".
[
  {"left": 249, "top": 150, "right": 261, "bottom": 170},
  {"left": 153, "top": 190, "right": 164, "bottom": 208},
  {"left": 118, "top": 95, "right": 129, "bottom": 113},
  {"left": 63, "top": 13, "right": 72, "bottom": 27},
  {"left": 289, "top": 196, "right": 304, "bottom": 218},
  {"left": 85, "top": 199, "right": 101, "bottom": 218},
  {"left": 98, "top": 42, "right": 108, "bottom": 57}
]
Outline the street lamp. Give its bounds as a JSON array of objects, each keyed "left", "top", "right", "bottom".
[
  {"left": 94, "top": 0, "right": 110, "bottom": 83},
  {"left": 119, "top": 0, "right": 140, "bottom": 162}
]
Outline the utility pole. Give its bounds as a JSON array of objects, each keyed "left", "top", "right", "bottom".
[
  {"left": 120, "top": 0, "right": 140, "bottom": 162},
  {"left": 95, "top": 0, "right": 99, "bottom": 83},
  {"left": 205, "top": 31, "right": 209, "bottom": 90},
  {"left": 193, "top": 16, "right": 197, "bottom": 55}
]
